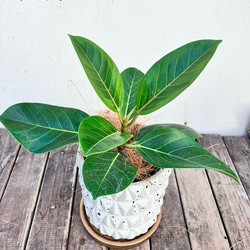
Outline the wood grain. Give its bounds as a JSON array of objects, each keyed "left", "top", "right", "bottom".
[
  {"left": 0, "top": 146, "right": 48, "bottom": 250},
  {"left": 198, "top": 134, "right": 250, "bottom": 250},
  {"left": 124, "top": 240, "right": 150, "bottom": 250},
  {"left": 68, "top": 177, "right": 108, "bottom": 250},
  {"left": 150, "top": 172, "right": 191, "bottom": 250},
  {"left": 223, "top": 136, "right": 250, "bottom": 197},
  {"left": 0, "top": 129, "right": 20, "bottom": 199},
  {"left": 1, "top": 134, "right": 249, "bottom": 250},
  {"left": 25, "top": 144, "right": 78, "bottom": 250},
  {"left": 108, "top": 240, "right": 150, "bottom": 250},
  {"left": 175, "top": 148, "right": 230, "bottom": 249}
]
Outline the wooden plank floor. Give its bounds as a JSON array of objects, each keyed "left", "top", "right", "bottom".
[{"left": 0, "top": 128, "right": 249, "bottom": 250}]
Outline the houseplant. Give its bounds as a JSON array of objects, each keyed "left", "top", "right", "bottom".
[{"left": 0, "top": 36, "right": 239, "bottom": 245}]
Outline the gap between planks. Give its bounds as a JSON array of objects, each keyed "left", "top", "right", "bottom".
[
  {"left": 25, "top": 144, "right": 79, "bottom": 250},
  {"left": 1, "top": 131, "right": 249, "bottom": 250},
  {"left": 0, "top": 147, "right": 49, "bottom": 250},
  {"left": 198, "top": 134, "right": 250, "bottom": 250},
  {"left": 223, "top": 136, "right": 250, "bottom": 198},
  {"left": 0, "top": 129, "right": 21, "bottom": 201}
]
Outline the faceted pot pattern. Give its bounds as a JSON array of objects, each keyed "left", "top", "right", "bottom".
[{"left": 76, "top": 147, "right": 171, "bottom": 240}]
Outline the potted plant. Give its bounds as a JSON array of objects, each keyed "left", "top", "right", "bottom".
[{"left": 0, "top": 35, "right": 238, "bottom": 247}]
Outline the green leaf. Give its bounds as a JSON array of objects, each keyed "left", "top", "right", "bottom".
[
  {"left": 82, "top": 151, "right": 138, "bottom": 199},
  {"left": 134, "top": 127, "right": 239, "bottom": 182},
  {"left": 69, "top": 35, "right": 124, "bottom": 114},
  {"left": 121, "top": 67, "right": 144, "bottom": 120},
  {"left": 78, "top": 116, "right": 132, "bottom": 156},
  {"left": 135, "top": 40, "right": 222, "bottom": 115},
  {"left": 0, "top": 103, "right": 88, "bottom": 154},
  {"left": 135, "top": 124, "right": 202, "bottom": 141}
]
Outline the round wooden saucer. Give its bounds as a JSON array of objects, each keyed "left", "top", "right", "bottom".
[{"left": 79, "top": 197, "right": 162, "bottom": 249}]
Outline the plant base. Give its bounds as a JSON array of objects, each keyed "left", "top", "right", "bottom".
[{"left": 79, "top": 197, "right": 162, "bottom": 249}]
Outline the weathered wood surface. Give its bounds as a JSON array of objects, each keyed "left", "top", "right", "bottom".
[
  {"left": 175, "top": 167, "right": 229, "bottom": 249},
  {"left": 150, "top": 172, "right": 191, "bottom": 250},
  {"left": 223, "top": 136, "right": 250, "bottom": 197},
  {"left": 0, "top": 146, "right": 48, "bottom": 249},
  {"left": 0, "top": 129, "right": 20, "bottom": 199},
  {"left": 0, "top": 130, "right": 249, "bottom": 250},
  {"left": 198, "top": 135, "right": 250, "bottom": 250},
  {"left": 68, "top": 180, "right": 108, "bottom": 250},
  {"left": 26, "top": 144, "right": 78, "bottom": 250}
]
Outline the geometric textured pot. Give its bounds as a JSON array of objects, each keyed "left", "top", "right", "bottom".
[{"left": 76, "top": 146, "right": 171, "bottom": 240}]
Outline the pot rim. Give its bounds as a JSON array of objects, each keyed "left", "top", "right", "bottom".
[{"left": 130, "top": 167, "right": 171, "bottom": 187}]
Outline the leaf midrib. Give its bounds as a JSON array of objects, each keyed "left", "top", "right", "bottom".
[
  {"left": 124, "top": 82, "right": 134, "bottom": 117},
  {"left": 137, "top": 43, "right": 216, "bottom": 114},
  {"left": 85, "top": 131, "right": 130, "bottom": 155},
  {"left": 0, "top": 117, "right": 78, "bottom": 134},
  {"left": 124, "top": 74, "right": 137, "bottom": 117},
  {"left": 136, "top": 144, "right": 219, "bottom": 168},
  {"left": 76, "top": 41, "right": 120, "bottom": 112},
  {"left": 95, "top": 152, "right": 120, "bottom": 196},
  {"left": 138, "top": 142, "right": 237, "bottom": 180}
]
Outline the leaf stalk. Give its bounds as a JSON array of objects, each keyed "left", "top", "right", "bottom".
[{"left": 120, "top": 112, "right": 139, "bottom": 133}]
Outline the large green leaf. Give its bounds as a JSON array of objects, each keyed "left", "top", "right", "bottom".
[
  {"left": 69, "top": 35, "right": 124, "bottom": 114},
  {"left": 134, "top": 124, "right": 202, "bottom": 141},
  {"left": 135, "top": 40, "right": 222, "bottom": 115},
  {"left": 134, "top": 127, "right": 239, "bottom": 182},
  {"left": 0, "top": 103, "right": 88, "bottom": 154},
  {"left": 121, "top": 67, "right": 144, "bottom": 120},
  {"left": 78, "top": 116, "right": 132, "bottom": 156},
  {"left": 82, "top": 151, "right": 138, "bottom": 200}
]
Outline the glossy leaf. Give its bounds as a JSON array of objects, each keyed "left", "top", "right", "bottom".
[
  {"left": 69, "top": 35, "right": 124, "bottom": 113},
  {"left": 135, "top": 40, "right": 222, "bottom": 115},
  {"left": 121, "top": 67, "right": 144, "bottom": 120},
  {"left": 78, "top": 116, "right": 132, "bottom": 156},
  {"left": 134, "top": 127, "right": 239, "bottom": 182},
  {"left": 0, "top": 103, "right": 88, "bottom": 154},
  {"left": 135, "top": 123, "right": 202, "bottom": 141},
  {"left": 82, "top": 151, "right": 138, "bottom": 199}
]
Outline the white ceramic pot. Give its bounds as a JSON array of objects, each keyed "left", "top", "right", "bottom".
[{"left": 76, "top": 147, "right": 171, "bottom": 240}]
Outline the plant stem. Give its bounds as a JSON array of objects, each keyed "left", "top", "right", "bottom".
[
  {"left": 117, "top": 110, "right": 123, "bottom": 123},
  {"left": 120, "top": 112, "right": 139, "bottom": 133},
  {"left": 121, "top": 121, "right": 127, "bottom": 133},
  {"left": 122, "top": 143, "right": 136, "bottom": 148},
  {"left": 126, "top": 112, "right": 139, "bottom": 130}
]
